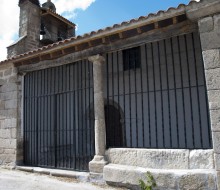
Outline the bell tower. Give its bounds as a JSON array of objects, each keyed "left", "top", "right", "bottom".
[
  {"left": 7, "top": 0, "right": 41, "bottom": 58},
  {"left": 7, "top": 0, "right": 76, "bottom": 58},
  {"left": 18, "top": 0, "right": 41, "bottom": 50}
]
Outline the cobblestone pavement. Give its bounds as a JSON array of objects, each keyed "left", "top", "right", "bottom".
[{"left": 0, "top": 169, "right": 127, "bottom": 190}]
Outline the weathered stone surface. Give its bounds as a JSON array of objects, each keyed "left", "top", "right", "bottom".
[
  {"left": 200, "top": 30, "right": 220, "bottom": 51},
  {"left": 217, "top": 171, "right": 220, "bottom": 190},
  {"left": 104, "top": 164, "right": 217, "bottom": 190},
  {"left": 94, "top": 92, "right": 105, "bottom": 120},
  {"left": 4, "top": 149, "right": 16, "bottom": 154},
  {"left": 0, "top": 83, "right": 17, "bottom": 92},
  {"left": 0, "top": 79, "right": 6, "bottom": 86},
  {"left": 205, "top": 68, "right": 220, "bottom": 90},
  {"left": 2, "top": 119, "right": 17, "bottom": 129},
  {"left": 0, "top": 139, "right": 16, "bottom": 149},
  {"left": 89, "top": 155, "right": 108, "bottom": 174},
  {"left": 106, "top": 149, "right": 138, "bottom": 167},
  {"left": 203, "top": 49, "right": 220, "bottom": 70},
  {"left": 5, "top": 99, "right": 17, "bottom": 109},
  {"left": 213, "top": 132, "right": 220, "bottom": 153},
  {"left": 214, "top": 153, "right": 220, "bottom": 170},
  {"left": 0, "top": 129, "right": 11, "bottom": 139},
  {"left": 0, "top": 100, "right": 5, "bottom": 110},
  {"left": 11, "top": 128, "right": 17, "bottom": 139},
  {"left": 199, "top": 16, "right": 214, "bottom": 33},
  {"left": 189, "top": 150, "right": 214, "bottom": 169},
  {"left": 178, "top": 173, "right": 216, "bottom": 190},
  {"left": 210, "top": 109, "right": 220, "bottom": 132},
  {"left": 209, "top": 101, "right": 220, "bottom": 111},
  {"left": 106, "top": 149, "right": 189, "bottom": 169},
  {"left": 0, "top": 91, "right": 17, "bottom": 101},
  {"left": 214, "top": 14, "right": 220, "bottom": 30},
  {"left": 4, "top": 68, "right": 12, "bottom": 77},
  {"left": 153, "top": 172, "right": 177, "bottom": 189},
  {"left": 7, "top": 109, "right": 18, "bottom": 118}
]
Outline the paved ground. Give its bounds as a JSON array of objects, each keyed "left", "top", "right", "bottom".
[{"left": 0, "top": 169, "right": 126, "bottom": 190}]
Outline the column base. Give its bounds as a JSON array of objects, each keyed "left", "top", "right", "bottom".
[{"left": 89, "top": 155, "right": 108, "bottom": 174}]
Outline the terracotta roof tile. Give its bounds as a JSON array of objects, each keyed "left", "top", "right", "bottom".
[
  {"left": 41, "top": 8, "right": 76, "bottom": 27},
  {"left": 1, "top": 0, "right": 203, "bottom": 64}
]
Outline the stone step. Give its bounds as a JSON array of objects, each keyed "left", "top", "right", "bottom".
[{"left": 103, "top": 164, "right": 217, "bottom": 190}]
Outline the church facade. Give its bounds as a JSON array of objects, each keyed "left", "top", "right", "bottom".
[{"left": 0, "top": 0, "right": 220, "bottom": 189}]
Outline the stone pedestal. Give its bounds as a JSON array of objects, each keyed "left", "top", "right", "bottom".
[{"left": 88, "top": 55, "right": 107, "bottom": 174}]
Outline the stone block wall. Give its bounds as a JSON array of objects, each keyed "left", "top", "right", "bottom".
[
  {"left": 199, "top": 13, "right": 220, "bottom": 189},
  {"left": 0, "top": 64, "right": 19, "bottom": 167}
]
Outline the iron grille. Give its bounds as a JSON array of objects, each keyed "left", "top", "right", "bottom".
[
  {"left": 24, "top": 60, "right": 95, "bottom": 171},
  {"left": 105, "top": 32, "right": 212, "bottom": 149}
]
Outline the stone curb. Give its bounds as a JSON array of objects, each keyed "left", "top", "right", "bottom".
[{"left": 16, "top": 166, "right": 90, "bottom": 182}]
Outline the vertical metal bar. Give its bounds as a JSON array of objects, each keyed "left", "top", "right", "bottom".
[
  {"left": 157, "top": 41, "right": 165, "bottom": 147},
  {"left": 46, "top": 69, "right": 49, "bottom": 166},
  {"left": 61, "top": 65, "right": 64, "bottom": 168},
  {"left": 24, "top": 75, "right": 27, "bottom": 164},
  {"left": 111, "top": 53, "right": 115, "bottom": 147},
  {"left": 35, "top": 72, "right": 39, "bottom": 166},
  {"left": 54, "top": 94, "right": 57, "bottom": 168},
  {"left": 106, "top": 53, "right": 109, "bottom": 148},
  {"left": 198, "top": 33, "right": 212, "bottom": 147},
  {"left": 170, "top": 37, "right": 179, "bottom": 148},
  {"left": 77, "top": 61, "right": 80, "bottom": 170},
  {"left": 28, "top": 74, "right": 32, "bottom": 165},
  {"left": 80, "top": 60, "right": 84, "bottom": 170},
  {"left": 191, "top": 33, "right": 203, "bottom": 147},
  {"left": 128, "top": 51, "right": 132, "bottom": 147},
  {"left": 151, "top": 42, "right": 158, "bottom": 148},
  {"left": 87, "top": 61, "right": 91, "bottom": 162},
  {"left": 68, "top": 65, "right": 71, "bottom": 169},
  {"left": 29, "top": 73, "right": 32, "bottom": 165},
  {"left": 184, "top": 34, "right": 195, "bottom": 148},
  {"left": 122, "top": 52, "right": 126, "bottom": 147},
  {"left": 177, "top": 35, "right": 187, "bottom": 147},
  {"left": 145, "top": 44, "right": 151, "bottom": 147},
  {"left": 65, "top": 65, "right": 68, "bottom": 169},
  {"left": 163, "top": 39, "right": 172, "bottom": 147},
  {"left": 134, "top": 49, "right": 138, "bottom": 147},
  {"left": 39, "top": 71, "right": 42, "bottom": 166},
  {"left": 73, "top": 62, "right": 77, "bottom": 169},
  {"left": 117, "top": 51, "right": 120, "bottom": 146},
  {"left": 140, "top": 47, "right": 145, "bottom": 147},
  {"left": 57, "top": 67, "right": 60, "bottom": 168},
  {"left": 84, "top": 60, "right": 88, "bottom": 169},
  {"left": 91, "top": 61, "right": 95, "bottom": 159}
]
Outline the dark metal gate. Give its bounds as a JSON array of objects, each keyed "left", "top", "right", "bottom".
[
  {"left": 105, "top": 32, "right": 212, "bottom": 149},
  {"left": 24, "top": 60, "right": 95, "bottom": 171}
]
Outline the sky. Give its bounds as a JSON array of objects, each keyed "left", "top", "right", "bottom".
[{"left": 0, "top": 0, "right": 190, "bottom": 61}]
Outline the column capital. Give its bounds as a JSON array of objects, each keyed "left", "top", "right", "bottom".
[{"left": 88, "top": 54, "right": 105, "bottom": 64}]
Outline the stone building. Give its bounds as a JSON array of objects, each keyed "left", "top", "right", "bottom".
[{"left": 0, "top": 0, "right": 220, "bottom": 189}]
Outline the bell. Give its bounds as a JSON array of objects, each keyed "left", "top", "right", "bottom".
[
  {"left": 40, "top": 29, "right": 46, "bottom": 35},
  {"left": 40, "top": 22, "right": 46, "bottom": 35}
]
